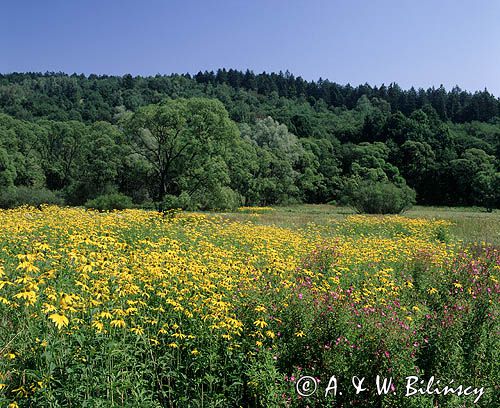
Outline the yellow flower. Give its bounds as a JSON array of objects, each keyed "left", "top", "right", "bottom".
[
  {"left": 97, "top": 311, "right": 113, "bottom": 319},
  {"left": 130, "top": 326, "right": 144, "bottom": 336},
  {"left": 253, "top": 319, "right": 268, "bottom": 328},
  {"left": 49, "top": 313, "right": 69, "bottom": 330},
  {"left": 295, "top": 331, "right": 305, "bottom": 338},
  {"left": 92, "top": 320, "right": 104, "bottom": 332},
  {"left": 110, "top": 319, "right": 126, "bottom": 328},
  {"left": 428, "top": 287, "right": 438, "bottom": 295},
  {"left": 82, "top": 264, "right": 93, "bottom": 273},
  {"left": 42, "top": 303, "right": 57, "bottom": 313},
  {"left": 16, "top": 261, "right": 40, "bottom": 273},
  {"left": 13, "top": 291, "right": 37, "bottom": 305}
]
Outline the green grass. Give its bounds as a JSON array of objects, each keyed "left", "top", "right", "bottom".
[{"left": 219, "top": 204, "right": 500, "bottom": 245}]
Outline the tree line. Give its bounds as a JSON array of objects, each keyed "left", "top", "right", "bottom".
[
  {"left": 0, "top": 71, "right": 498, "bottom": 211},
  {"left": 2, "top": 70, "right": 499, "bottom": 124}
]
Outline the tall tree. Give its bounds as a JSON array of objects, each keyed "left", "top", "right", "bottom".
[{"left": 123, "top": 97, "right": 239, "bottom": 202}]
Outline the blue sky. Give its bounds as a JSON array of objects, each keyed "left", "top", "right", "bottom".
[{"left": 2, "top": 0, "right": 499, "bottom": 95}]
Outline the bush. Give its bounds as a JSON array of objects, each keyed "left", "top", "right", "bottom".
[
  {"left": 161, "top": 192, "right": 195, "bottom": 211},
  {"left": 84, "top": 193, "right": 133, "bottom": 211},
  {"left": 161, "top": 188, "right": 243, "bottom": 212},
  {"left": 0, "top": 186, "right": 65, "bottom": 208},
  {"left": 139, "top": 200, "right": 157, "bottom": 210},
  {"left": 344, "top": 180, "right": 416, "bottom": 214},
  {"left": 195, "top": 186, "right": 242, "bottom": 211}
]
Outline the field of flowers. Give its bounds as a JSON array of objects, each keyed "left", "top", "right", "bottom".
[{"left": 0, "top": 206, "right": 498, "bottom": 407}]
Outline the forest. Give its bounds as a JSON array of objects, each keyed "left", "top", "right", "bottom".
[{"left": 0, "top": 69, "right": 499, "bottom": 211}]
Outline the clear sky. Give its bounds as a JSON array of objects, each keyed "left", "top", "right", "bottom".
[{"left": 2, "top": 0, "right": 499, "bottom": 96}]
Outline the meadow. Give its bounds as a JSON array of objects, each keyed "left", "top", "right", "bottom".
[{"left": 0, "top": 205, "right": 498, "bottom": 407}]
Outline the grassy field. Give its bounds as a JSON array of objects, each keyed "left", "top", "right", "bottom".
[
  {"left": 221, "top": 204, "right": 500, "bottom": 245},
  {"left": 0, "top": 205, "right": 498, "bottom": 407}
]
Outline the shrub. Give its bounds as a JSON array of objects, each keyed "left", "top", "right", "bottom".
[
  {"left": 161, "top": 188, "right": 243, "bottom": 212},
  {"left": 161, "top": 192, "right": 195, "bottom": 211},
  {"left": 84, "top": 193, "right": 133, "bottom": 211},
  {"left": 195, "top": 186, "right": 242, "bottom": 211},
  {"left": 344, "top": 180, "right": 416, "bottom": 214},
  {"left": 0, "top": 186, "right": 64, "bottom": 208},
  {"left": 139, "top": 200, "right": 157, "bottom": 210}
]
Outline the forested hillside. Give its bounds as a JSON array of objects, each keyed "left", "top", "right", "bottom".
[{"left": 0, "top": 70, "right": 498, "bottom": 210}]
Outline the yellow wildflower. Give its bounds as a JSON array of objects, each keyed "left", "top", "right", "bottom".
[{"left": 49, "top": 313, "right": 69, "bottom": 330}]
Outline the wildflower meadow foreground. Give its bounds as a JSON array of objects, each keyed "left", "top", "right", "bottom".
[{"left": 0, "top": 206, "right": 498, "bottom": 407}]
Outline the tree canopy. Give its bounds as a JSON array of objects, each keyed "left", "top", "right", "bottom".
[{"left": 0, "top": 70, "right": 498, "bottom": 210}]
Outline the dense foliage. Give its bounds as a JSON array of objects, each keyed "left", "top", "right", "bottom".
[
  {"left": 0, "top": 70, "right": 499, "bottom": 210},
  {"left": 342, "top": 179, "right": 416, "bottom": 214}
]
